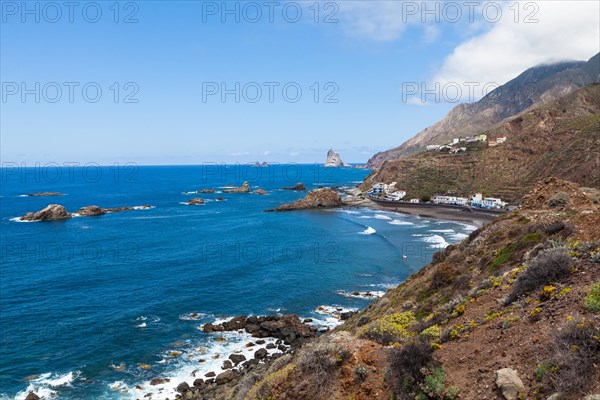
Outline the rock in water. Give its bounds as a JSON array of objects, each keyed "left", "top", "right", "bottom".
[
  {"left": 282, "top": 183, "right": 307, "bottom": 191},
  {"left": 224, "top": 181, "right": 250, "bottom": 193},
  {"left": 267, "top": 189, "right": 343, "bottom": 212},
  {"left": 24, "top": 192, "right": 63, "bottom": 197},
  {"left": 25, "top": 393, "right": 40, "bottom": 400},
  {"left": 77, "top": 205, "right": 107, "bottom": 216},
  {"left": 324, "top": 149, "right": 350, "bottom": 167},
  {"left": 188, "top": 198, "right": 205, "bottom": 205},
  {"left": 20, "top": 204, "right": 72, "bottom": 221},
  {"left": 495, "top": 368, "right": 524, "bottom": 400},
  {"left": 253, "top": 189, "right": 268, "bottom": 195}
]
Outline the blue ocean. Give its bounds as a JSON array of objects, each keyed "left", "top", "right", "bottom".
[{"left": 0, "top": 165, "right": 475, "bottom": 399}]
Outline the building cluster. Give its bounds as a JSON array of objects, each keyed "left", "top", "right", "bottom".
[
  {"left": 432, "top": 193, "right": 506, "bottom": 209},
  {"left": 368, "top": 184, "right": 507, "bottom": 209},
  {"left": 426, "top": 134, "right": 507, "bottom": 152}
]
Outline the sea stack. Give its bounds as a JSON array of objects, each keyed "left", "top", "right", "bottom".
[{"left": 324, "top": 149, "right": 350, "bottom": 167}]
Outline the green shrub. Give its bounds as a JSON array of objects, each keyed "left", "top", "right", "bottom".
[
  {"left": 584, "top": 282, "right": 600, "bottom": 313},
  {"left": 489, "top": 244, "right": 515, "bottom": 271},
  {"left": 535, "top": 363, "right": 550, "bottom": 382},
  {"left": 387, "top": 336, "right": 435, "bottom": 396}
]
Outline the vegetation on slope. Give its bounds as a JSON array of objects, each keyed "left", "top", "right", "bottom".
[{"left": 222, "top": 178, "right": 599, "bottom": 400}]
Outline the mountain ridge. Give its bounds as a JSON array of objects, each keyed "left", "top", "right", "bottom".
[{"left": 367, "top": 53, "right": 600, "bottom": 168}]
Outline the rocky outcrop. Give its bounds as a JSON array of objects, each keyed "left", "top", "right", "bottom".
[
  {"left": 24, "top": 192, "right": 63, "bottom": 197},
  {"left": 253, "top": 189, "right": 268, "bottom": 195},
  {"left": 282, "top": 183, "right": 306, "bottom": 191},
  {"left": 496, "top": 368, "right": 525, "bottom": 400},
  {"left": 199, "top": 189, "right": 216, "bottom": 194},
  {"left": 223, "top": 182, "right": 249, "bottom": 193},
  {"left": 20, "top": 204, "right": 72, "bottom": 221},
  {"left": 77, "top": 205, "right": 107, "bottom": 216},
  {"left": 325, "top": 149, "right": 350, "bottom": 167},
  {"left": 202, "top": 315, "right": 315, "bottom": 347},
  {"left": 266, "top": 189, "right": 343, "bottom": 212},
  {"left": 25, "top": 393, "right": 40, "bottom": 400},
  {"left": 188, "top": 198, "right": 205, "bottom": 205},
  {"left": 19, "top": 204, "right": 153, "bottom": 222}
]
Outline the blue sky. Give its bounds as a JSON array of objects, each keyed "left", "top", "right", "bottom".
[{"left": 1, "top": 1, "right": 598, "bottom": 164}]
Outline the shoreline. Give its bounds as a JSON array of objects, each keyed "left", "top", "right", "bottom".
[{"left": 344, "top": 198, "right": 498, "bottom": 228}]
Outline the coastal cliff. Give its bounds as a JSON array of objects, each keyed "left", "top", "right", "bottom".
[{"left": 175, "top": 177, "right": 599, "bottom": 400}]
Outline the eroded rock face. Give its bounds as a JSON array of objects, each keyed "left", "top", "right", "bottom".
[
  {"left": 496, "top": 368, "right": 524, "bottom": 400},
  {"left": 223, "top": 182, "right": 249, "bottom": 193},
  {"left": 20, "top": 204, "right": 72, "bottom": 221},
  {"left": 267, "top": 189, "right": 343, "bottom": 212},
  {"left": 77, "top": 205, "right": 107, "bottom": 216}
]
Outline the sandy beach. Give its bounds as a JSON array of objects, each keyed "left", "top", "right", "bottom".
[{"left": 345, "top": 198, "right": 501, "bottom": 228}]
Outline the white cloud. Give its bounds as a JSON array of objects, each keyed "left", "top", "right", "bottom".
[
  {"left": 263, "top": 150, "right": 271, "bottom": 156},
  {"left": 433, "top": 1, "right": 600, "bottom": 96}
]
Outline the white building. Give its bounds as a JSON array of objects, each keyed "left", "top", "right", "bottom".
[
  {"left": 483, "top": 197, "right": 503, "bottom": 208},
  {"left": 370, "top": 183, "right": 386, "bottom": 195},
  {"left": 390, "top": 190, "right": 407, "bottom": 201},
  {"left": 410, "top": 199, "right": 419, "bottom": 203},
  {"left": 452, "top": 138, "right": 459, "bottom": 144},
  {"left": 496, "top": 136, "right": 507, "bottom": 144},
  {"left": 455, "top": 197, "right": 469, "bottom": 205},
  {"left": 433, "top": 195, "right": 456, "bottom": 204}
]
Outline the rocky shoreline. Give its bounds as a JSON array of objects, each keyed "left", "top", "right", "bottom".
[{"left": 19, "top": 204, "right": 153, "bottom": 222}]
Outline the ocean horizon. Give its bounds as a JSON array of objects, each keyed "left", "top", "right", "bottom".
[{"left": 0, "top": 165, "right": 475, "bottom": 399}]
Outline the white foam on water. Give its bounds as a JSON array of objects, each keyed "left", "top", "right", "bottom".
[
  {"left": 13, "top": 371, "right": 81, "bottom": 400},
  {"left": 359, "top": 227, "right": 376, "bottom": 235},
  {"left": 420, "top": 234, "right": 450, "bottom": 248},
  {"left": 373, "top": 214, "right": 392, "bottom": 220},
  {"left": 358, "top": 215, "right": 373, "bottom": 219},
  {"left": 389, "top": 219, "right": 414, "bottom": 226},
  {"left": 311, "top": 305, "right": 358, "bottom": 329},
  {"left": 430, "top": 229, "right": 455, "bottom": 233},
  {"left": 450, "top": 232, "right": 468, "bottom": 241},
  {"left": 337, "top": 290, "right": 385, "bottom": 299},
  {"left": 9, "top": 217, "right": 36, "bottom": 223},
  {"left": 117, "top": 324, "right": 286, "bottom": 400},
  {"left": 179, "top": 313, "right": 209, "bottom": 321}
]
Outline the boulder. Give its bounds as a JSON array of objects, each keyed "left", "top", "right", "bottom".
[
  {"left": 229, "top": 354, "right": 246, "bottom": 365},
  {"left": 223, "top": 182, "right": 249, "bottom": 193},
  {"left": 20, "top": 204, "right": 72, "bottom": 221},
  {"left": 188, "top": 198, "right": 205, "bottom": 205},
  {"left": 150, "top": 378, "right": 170, "bottom": 386},
  {"left": 199, "top": 189, "right": 216, "bottom": 193},
  {"left": 25, "top": 393, "right": 40, "bottom": 400},
  {"left": 282, "top": 183, "right": 307, "bottom": 191},
  {"left": 253, "top": 189, "right": 268, "bottom": 195},
  {"left": 205, "top": 371, "right": 216, "bottom": 378},
  {"left": 77, "top": 205, "right": 106, "bottom": 216},
  {"left": 267, "top": 189, "right": 343, "bottom": 212},
  {"left": 221, "top": 360, "right": 233, "bottom": 369},
  {"left": 176, "top": 381, "right": 190, "bottom": 393},
  {"left": 254, "top": 348, "right": 268, "bottom": 359},
  {"left": 193, "top": 378, "right": 205, "bottom": 388},
  {"left": 215, "top": 370, "right": 236, "bottom": 385},
  {"left": 495, "top": 368, "right": 524, "bottom": 400}
]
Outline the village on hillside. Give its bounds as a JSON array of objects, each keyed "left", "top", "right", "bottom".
[
  {"left": 426, "top": 134, "right": 507, "bottom": 154},
  {"left": 367, "top": 181, "right": 509, "bottom": 210}
]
